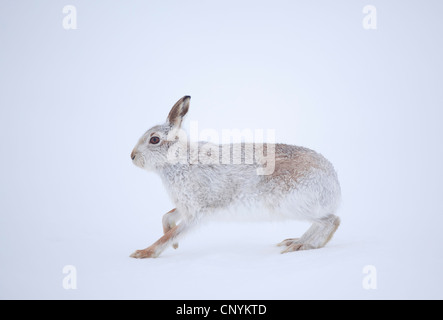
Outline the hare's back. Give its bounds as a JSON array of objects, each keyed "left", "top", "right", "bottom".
[{"left": 263, "top": 144, "right": 338, "bottom": 190}]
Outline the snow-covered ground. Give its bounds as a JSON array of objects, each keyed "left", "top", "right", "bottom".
[
  {"left": 1, "top": 1, "right": 442, "bottom": 299},
  {"left": 1, "top": 215, "right": 442, "bottom": 299}
]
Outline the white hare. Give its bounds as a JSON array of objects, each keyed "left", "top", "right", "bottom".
[{"left": 130, "top": 96, "right": 341, "bottom": 258}]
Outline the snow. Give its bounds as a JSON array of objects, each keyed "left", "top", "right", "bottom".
[
  {"left": 2, "top": 217, "right": 441, "bottom": 299},
  {"left": 1, "top": 0, "right": 443, "bottom": 300}
]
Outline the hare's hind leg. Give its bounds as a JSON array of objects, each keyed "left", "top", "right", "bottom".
[
  {"left": 279, "top": 215, "right": 340, "bottom": 253},
  {"left": 162, "top": 208, "right": 181, "bottom": 249}
]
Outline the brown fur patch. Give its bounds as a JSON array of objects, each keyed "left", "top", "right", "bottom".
[
  {"left": 133, "top": 225, "right": 181, "bottom": 258},
  {"left": 155, "top": 225, "right": 180, "bottom": 246},
  {"left": 264, "top": 146, "right": 324, "bottom": 190}
]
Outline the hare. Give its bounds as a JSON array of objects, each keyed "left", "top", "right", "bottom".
[{"left": 130, "top": 96, "right": 341, "bottom": 258}]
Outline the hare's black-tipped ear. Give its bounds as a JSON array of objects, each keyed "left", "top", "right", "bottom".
[{"left": 167, "top": 96, "right": 190, "bottom": 128}]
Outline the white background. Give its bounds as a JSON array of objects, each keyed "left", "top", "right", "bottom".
[{"left": 1, "top": 0, "right": 442, "bottom": 299}]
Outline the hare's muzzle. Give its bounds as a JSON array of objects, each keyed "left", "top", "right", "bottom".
[{"left": 130, "top": 150, "right": 136, "bottom": 160}]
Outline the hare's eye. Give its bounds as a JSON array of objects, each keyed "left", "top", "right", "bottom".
[{"left": 149, "top": 136, "right": 160, "bottom": 144}]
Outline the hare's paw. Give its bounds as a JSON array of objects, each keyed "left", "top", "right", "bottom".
[
  {"left": 277, "top": 238, "right": 300, "bottom": 247},
  {"left": 130, "top": 247, "right": 159, "bottom": 259},
  {"left": 279, "top": 239, "right": 315, "bottom": 253}
]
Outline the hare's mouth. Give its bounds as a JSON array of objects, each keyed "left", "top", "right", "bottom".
[{"left": 133, "top": 154, "right": 146, "bottom": 169}]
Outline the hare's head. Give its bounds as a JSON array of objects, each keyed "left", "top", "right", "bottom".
[{"left": 131, "top": 96, "right": 190, "bottom": 171}]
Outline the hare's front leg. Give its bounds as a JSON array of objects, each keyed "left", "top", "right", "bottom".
[
  {"left": 130, "top": 222, "right": 190, "bottom": 259},
  {"left": 162, "top": 208, "right": 181, "bottom": 249}
]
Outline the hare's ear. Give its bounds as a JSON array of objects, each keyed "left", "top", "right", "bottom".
[{"left": 167, "top": 96, "right": 190, "bottom": 128}]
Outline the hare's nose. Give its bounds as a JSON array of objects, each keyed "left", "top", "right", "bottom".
[{"left": 131, "top": 150, "right": 136, "bottom": 160}]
